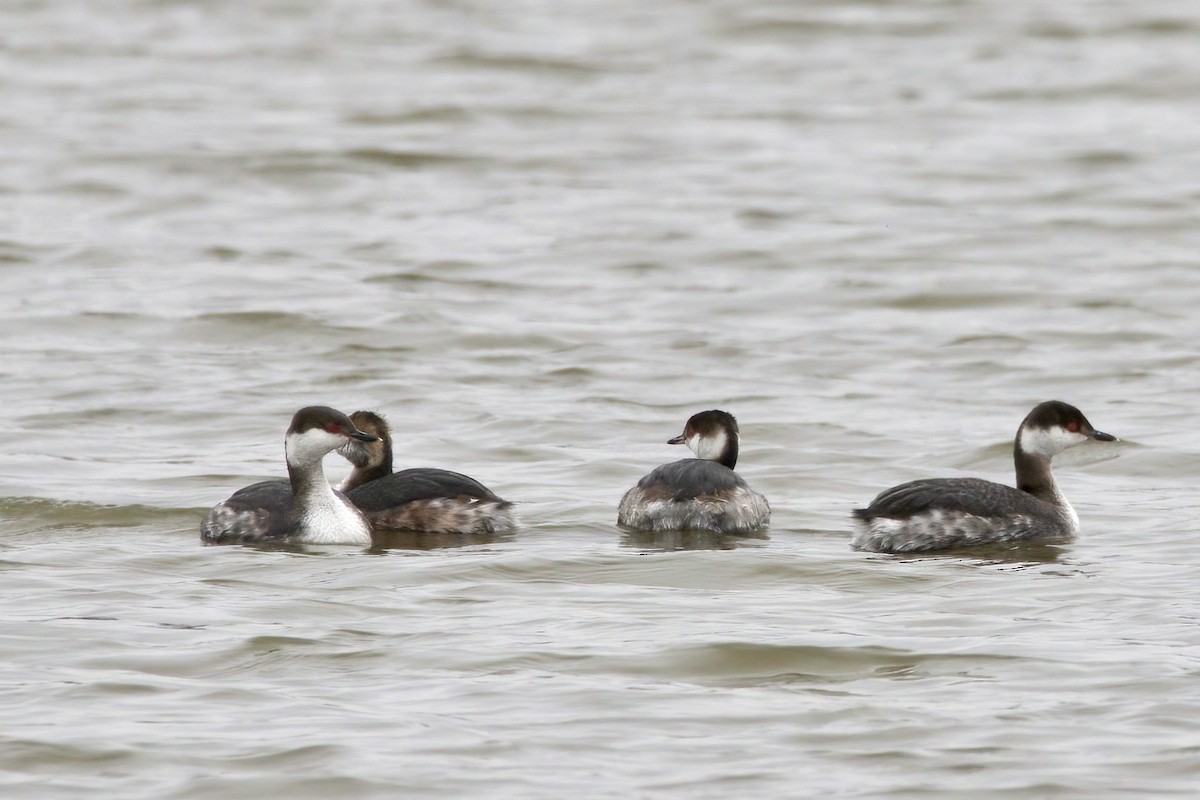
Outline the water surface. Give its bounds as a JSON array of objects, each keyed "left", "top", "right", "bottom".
[{"left": 2, "top": 1, "right": 1199, "bottom": 797}]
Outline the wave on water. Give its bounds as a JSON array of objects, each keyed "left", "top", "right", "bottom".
[{"left": 0, "top": 496, "right": 194, "bottom": 534}]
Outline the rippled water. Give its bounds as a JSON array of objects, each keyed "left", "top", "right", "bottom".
[{"left": 3, "top": 1, "right": 1200, "bottom": 797}]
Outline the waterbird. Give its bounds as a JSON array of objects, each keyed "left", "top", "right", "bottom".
[
  {"left": 336, "top": 410, "right": 517, "bottom": 535},
  {"left": 201, "top": 406, "right": 379, "bottom": 545},
  {"left": 617, "top": 409, "right": 770, "bottom": 535},
  {"left": 851, "top": 400, "right": 1117, "bottom": 553}
]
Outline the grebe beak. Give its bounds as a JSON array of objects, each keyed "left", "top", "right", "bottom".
[
  {"left": 1089, "top": 429, "right": 1117, "bottom": 442},
  {"left": 349, "top": 430, "right": 380, "bottom": 442},
  {"left": 667, "top": 434, "right": 686, "bottom": 445}
]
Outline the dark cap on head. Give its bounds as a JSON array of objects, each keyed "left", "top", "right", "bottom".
[
  {"left": 288, "top": 406, "right": 379, "bottom": 442},
  {"left": 1021, "top": 400, "right": 1116, "bottom": 441},
  {"left": 668, "top": 409, "right": 738, "bottom": 445}
]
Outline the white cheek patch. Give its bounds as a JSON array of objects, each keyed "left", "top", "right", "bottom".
[
  {"left": 691, "top": 430, "right": 729, "bottom": 461},
  {"left": 286, "top": 428, "right": 346, "bottom": 465},
  {"left": 1019, "top": 426, "right": 1087, "bottom": 457}
]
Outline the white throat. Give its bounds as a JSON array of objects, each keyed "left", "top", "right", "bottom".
[
  {"left": 1019, "top": 426, "right": 1087, "bottom": 458},
  {"left": 284, "top": 428, "right": 373, "bottom": 545}
]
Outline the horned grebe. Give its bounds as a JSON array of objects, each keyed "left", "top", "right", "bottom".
[
  {"left": 617, "top": 409, "right": 770, "bottom": 534},
  {"left": 851, "top": 400, "right": 1117, "bottom": 553},
  {"left": 335, "top": 410, "right": 517, "bottom": 535},
  {"left": 200, "top": 406, "right": 380, "bottom": 546}
]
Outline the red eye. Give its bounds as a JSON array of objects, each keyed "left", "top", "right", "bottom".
[
  {"left": 325, "top": 422, "right": 342, "bottom": 434},
  {"left": 1067, "top": 422, "right": 1080, "bottom": 433}
]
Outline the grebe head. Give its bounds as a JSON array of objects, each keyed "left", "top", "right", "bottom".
[
  {"left": 284, "top": 406, "right": 379, "bottom": 468},
  {"left": 1017, "top": 400, "right": 1117, "bottom": 459},
  {"left": 337, "top": 410, "right": 392, "bottom": 471},
  {"left": 668, "top": 409, "right": 740, "bottom": 464}
]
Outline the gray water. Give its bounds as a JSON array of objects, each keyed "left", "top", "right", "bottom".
[{"left": 2, "top": 0, "right": 1199, "bottom": 797}]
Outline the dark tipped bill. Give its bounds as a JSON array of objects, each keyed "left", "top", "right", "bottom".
[{"left": 1090, "top": 430, "right": 1118, "bottom": 442}]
